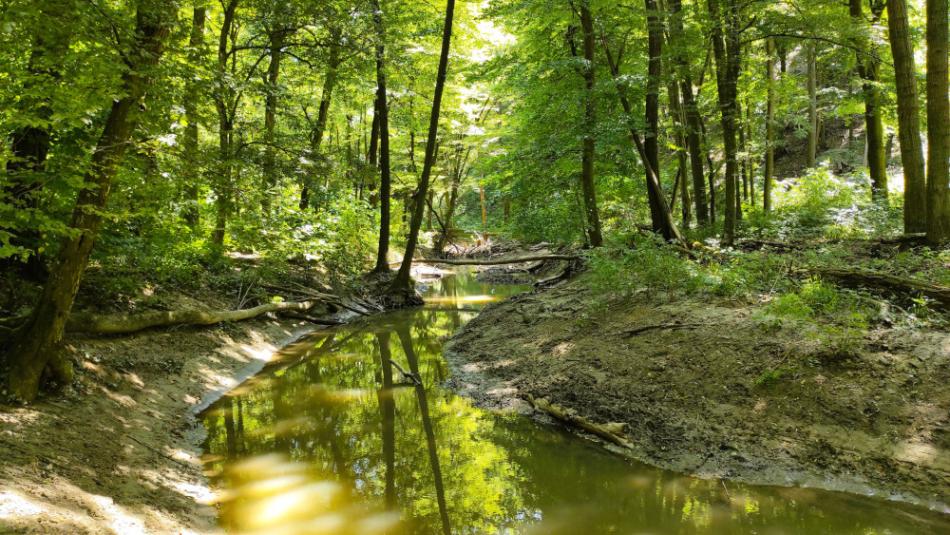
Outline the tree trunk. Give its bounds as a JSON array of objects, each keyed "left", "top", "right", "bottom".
[
  {"left": 668, "top": 0, "right": 708, "bottom": 225},
  {"left": 764, "top": 38, "right": 775, "bottom": 213},
  {"left": 707, "top": 0, "right": 739, "bottom": 244},
  {"left": 850, "top": 0, "right": 888, "bottom": 202},
  {"left": 926, "top": 0, "right": 950, "bottom": 243},
  {"left": 668, "top": 82, "right": 692, "bottom": 227},
  {"left": 212, "top": 0, "right": 239, "bottom": 246},
  {"left": 602, "top": 41, "right": 684, "bottom": 244},
  {"left": 260, "top": 29, "right": 284, "bottom": 216},
  {"left": 388, "top": 0, "right": 456, "bottom": 301},
  {"left": 301, "top": 35, "right": 341, "bottom": 210},
  {"left": 182, "top": 6, "right": 206, "bottom": 231},
  {"left": 372, "top": 0, "right": 392, "bottom": 274},
  {"left": 4, "top": 0, "right": 172, "bottom": 402},
  {"left": 806, "top": 43, "right": 818, "bottom": 167},
  {"left": 578, "top": 2, "right": 603, "bottom": 247},
  {"left": 644, "top": 0, "right": 664, "bottom": 233},
  {"left": 736, "top": 98, "right": 746, "bottom": 221}
]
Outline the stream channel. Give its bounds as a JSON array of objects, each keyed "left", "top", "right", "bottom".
[{"left": 200, "top": 269, "right": 950, "bottom": 534}]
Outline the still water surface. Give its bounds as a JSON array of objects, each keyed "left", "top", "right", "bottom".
[{"left": 201, "top": 270, "right": 950, "bottom": 534}]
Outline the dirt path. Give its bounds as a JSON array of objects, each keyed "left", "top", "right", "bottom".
[
  {"left": 0, "top": 318, "right": 321, "bottom": 534},
  {"left": 445, "top": 277, "right": 950, "bottom": 512}
]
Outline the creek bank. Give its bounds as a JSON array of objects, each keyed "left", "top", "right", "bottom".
[
  {"left": 444, "top": 275, "right": 950, "bottom": 512},
  {"left": 0, "top": 284, "right": 373, "bottom": 533}
]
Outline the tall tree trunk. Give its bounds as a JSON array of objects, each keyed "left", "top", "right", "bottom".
[
  {"left": 886, "top": 0, "right": 927, "bottom": 233},
  {"left": 926, "top": 0, "right": 950, "bottom": 243},
  {"left": 301, "top": 35, "right": 341, "bottom": 210},
  {"left": 644, "top": 0, "right": 664, "bottom": 233},
  {"left": 707, "top": 0, "right": 739, "bottom": 244},
  {"left": 602, "top": 41, "right": 684, "bottom": 243},
  {"left": 182, "top": 5, "right": 206, "bottom": 231},
  {"left": 850, "top": 0, "right": 888, "bottom": 202},
  {"left": 668, "top": 81, "right": 692, "bottom": 227},
  {"left": 4, "top": 0, "right": 172, "bottom": 402},
  {"left": 578, "top": 2, "right": 603, "bottom": 247},
  {"left": 388, "top": 0, "right": 456, "bottom": 300},
  {"left": 668, "top": 0, "right": 708, "bottom": 225},
  {"left": 764, "top": 38, "right": 775, "bottom": 213},
  {"left": 736, "top": 98, "right": 747, "bottom": 221},
  {"left": 806, "top": 43, "right": 818, "bottom": 167},
  {"left": 212, "top": 0, "right": 239, "bottom": 246},
  {"left": 372, "top": 0, "right": 393, "bottom": 274},
  {"left": 435, "top": 145, "right": 467, "bottom": 253},
  {"left": 261, "top": 30, "right": 284, "bottom": 216}
]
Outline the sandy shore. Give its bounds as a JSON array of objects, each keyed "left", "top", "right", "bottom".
[{"left": 0, "top": 318, "right": 321, "bottom": 534}]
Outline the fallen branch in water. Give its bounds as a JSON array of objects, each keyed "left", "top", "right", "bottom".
[
  {"left": 528, "top": 396, "right": 633, "bottom": 449},
  {"left": 65, "top": 300, "right": 327, "bottom": 335},
  {"left": 411, "top": 254, "right": 578, "bottom": 266}
]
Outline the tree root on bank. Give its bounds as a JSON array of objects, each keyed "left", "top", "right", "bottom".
[
  {"left": 411, "top": 254, "right": 579, "bottom": 266},
  {"left": 527, "top": 395, "right": 633, "bottom": 450},
  {"left": 810, "top": 268, "right": 950, "bottom": 309},
  {"left": 62, "top": 300, "right": 329, "bottom": 335}
]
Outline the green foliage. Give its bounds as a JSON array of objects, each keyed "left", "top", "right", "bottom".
[{"left": 587, "top": 234, "right": 702, "bottom": 298}]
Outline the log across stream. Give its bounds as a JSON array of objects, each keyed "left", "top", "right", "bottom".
[{"left": 198, "top": 269, "right": 950, "bottom": 534}]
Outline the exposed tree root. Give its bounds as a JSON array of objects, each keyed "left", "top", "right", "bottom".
[
  {"left": 412, "top": 254, "right": 578, "bottom": 265},
  {"left": 64, "top": 300, "right": 327, "bottom": 335},
  {"left": 812, "top": 268, "right": 950, "bottom": 309}
]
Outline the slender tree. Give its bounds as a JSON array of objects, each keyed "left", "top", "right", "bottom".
[
  {"left": 849, "top": 0, "right": 888, "bottom": 202},
  {"left": 182, "top": 4, "right": 206, "bottom": 231},
  {"left": 577, "top": 0, "right": 603, "bottom": 247},
  {"left": 707, "top": 0, "right": 740, "bottom": 244},
  {"left": 212, "top": 0, "right": 240, "bottom": 246},
  {"left": 301, "top": 26, "right": 343, "bottom": 210},
  {"left": 372, "top": 0, "right": 393, "bottom": 274},
  {"left": 388, "top": 0, "right": 456, "bottom": 301},
  {"left": 5, "top": 0, "right": 175, "bottom": 401},
  {"left": 764, "top": 38, "right": 775, "bottom": 213},
  {"left": 668, "top": 0, "right": 708, "bottom": 225},
  {"left": 806, "top": 43, "right": 818, "bottom": 167}
]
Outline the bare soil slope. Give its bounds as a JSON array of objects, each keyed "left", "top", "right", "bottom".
[
  {"left": 0, "top": 318, "right": 318, "bottom": 534},
  {"left": 446, "top": 278, "right": 950, "bottom": 510}
]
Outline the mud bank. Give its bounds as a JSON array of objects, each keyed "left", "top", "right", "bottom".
[
  {"left": 0, "top": 317, "right": 325, "bottom": 534},
  {"left": 445, "top": 277, "right": 950, "bottom": 512}
]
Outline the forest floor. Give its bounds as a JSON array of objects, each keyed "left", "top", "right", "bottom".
[
  {"left": 446, "top": 242, "right": 950, "bottom": 513},
  {"left": 0, "top": 254, "right": 372, "bottom": 534}
]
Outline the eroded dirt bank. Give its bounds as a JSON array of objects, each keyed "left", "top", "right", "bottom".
[
  {"left": 0, "top": 318, "right": 321, "bottom": 534},
  {"left": 445, "top": 276, "right": 950, "bottom": 511}
]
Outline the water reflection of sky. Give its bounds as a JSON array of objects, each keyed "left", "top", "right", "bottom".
[{"left": 201, "top": 270, "right": 950, "bottom": 534}]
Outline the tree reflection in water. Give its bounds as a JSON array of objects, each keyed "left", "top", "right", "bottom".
[{"left": 201, "top": 270, "right": 950, "bottom": 534}]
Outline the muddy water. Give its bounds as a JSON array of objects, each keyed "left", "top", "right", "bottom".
[{"left": 201, "top": 270, "right": 950, "bottom": 534}]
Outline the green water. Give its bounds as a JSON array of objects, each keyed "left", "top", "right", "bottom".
[{"left": 201, "top": 271, "right": 950, "bottom": 534}]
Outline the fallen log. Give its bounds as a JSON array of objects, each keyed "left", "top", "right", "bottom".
[
  {"left": 411, "top": 254, "right": 578, "bottom": 266},
  {"left": 813, "top": 268, "right": 950, "bottom": 309},
  {"left": 65, "top": 300, "right": 325, "bottom": 335},
  {"left": 528, "top": 396, "right": 634, "bottom": 450}
]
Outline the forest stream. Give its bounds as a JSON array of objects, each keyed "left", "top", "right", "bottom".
[{"left": 198, "top": 269, "right": 950, "bottom": 534}]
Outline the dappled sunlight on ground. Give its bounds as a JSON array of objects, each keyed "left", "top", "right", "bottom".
[{"left": 1, "top": 319, "right": 317, "bottom": 533}]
